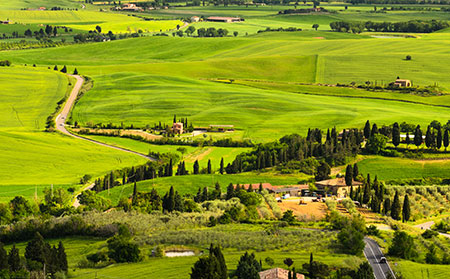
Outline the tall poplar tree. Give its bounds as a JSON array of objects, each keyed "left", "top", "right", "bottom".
[
  {"left": 391, "top": 191, "right": 401, "bottom": 220},
  {"left": 402, "top": 194, "right": 411, "bottom": 223}
]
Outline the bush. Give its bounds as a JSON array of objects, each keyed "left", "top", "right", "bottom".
[{"left": 406, "top": 55, "right": 412, "bottom": 60}]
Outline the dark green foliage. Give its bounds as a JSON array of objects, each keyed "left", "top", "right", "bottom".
[
  {"left": 9, "top": 196, "right": 33, "bottom": 220},
  {"left": 220, "top": 158, "right": 224, "bottom": 174},
  {"left": 315, "top": 161, "right": 330, "bottom": 181},
  {"left": 391, "top": 191, "right": 401, "bottom": 220},
  {"left": 193, "top": 160, "right": 199, "bottom": 174},
  {"left": 73, "top": 68, "right": 78, "bottom": 75},
  {"left": 60, "top": 65, "right": 67, "bottom": 73},
  {"left": 345, "top": 165, "right": 353, "bottom": 186},
  {"left": 337, "top": 216, "right": 366, "bottom": 255},
  {"left": 207, "top": 159, "right": 212, "bottom": 174},
  {"left": 388, "top": 231, "right": 418, "bottom": 260},
  {"left": 191, "top": 245, "right": 227, "bottom": 279},
  {"left": 414, "top": 125, "right": 423, "bottom": 147},
  {"left": 383, "top": 197, "right": 391, "bottom": 216},
  {"left": 330, "top": 20, "right": 449, "bottom": 33},
  {"left": 425, "top": 245, "right": 441, "bottom": 264},
  {"left": 107, "top": 231, "right": 140, "bottom": 263},
  {"left": 392, "top": 122, "right": 400, "bottom": 147},
  {"left": 0, "top": 243, "right": 8, "bottom": 270},
  {"left": 234, "top": 252, "right": 261, "bottom": 279},
  {"left": 353, "top": 163, "right": 359, "bottom": 180},
  {"left": 402, "top": 194, "right": 410, "bottom": 222},
  {"left": 354, "top": 262, "right": 375, "bottom": 279},
  {"left": 283, "top": 257, "right": 293, "bottom": 268},
  {"left": 364, "top": 120, "right": 371, "bottom": 139},
  {"left": 302, "top": 260, "right": 330, "bottom": 279},
  {"left": 281, "top": 210, "right": 296, "bottom": 223},
  {"left": 57, "top": 242, "right": 68, "bottom": 272},
  {"left": 162, "top": 186, "right": 184, "bottom": 212},
  {"left": 24, "top": 232, "right": 47, "bottom": 266},
  {"left": 444, "top": 129, "right": 449, "bottom": 150},
  {"left": 365, "top": 134, "right": 387, "bottom": 154},
  {"left": 8, "top": 245, "right": 21, "bottom": 272},
  {"left": 421, "top": 229, "right": 439, "bottom": 239},
  {"left": 226, "top": 183, "right": 234, "bottom": 200}
]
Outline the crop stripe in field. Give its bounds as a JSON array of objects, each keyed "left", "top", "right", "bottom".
[{"left": 213, "top": 78, "right": 450, "bottom": 110}]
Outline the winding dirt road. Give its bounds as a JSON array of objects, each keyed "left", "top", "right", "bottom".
[
  {"left": 55, "top": 75, "right": 154, "bottom": 207},
  {"left": 56, "top": 75, "right": 154, "bottom": 161}
]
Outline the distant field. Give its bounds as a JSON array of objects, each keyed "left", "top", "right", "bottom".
[
  {"left": 357, "top": 155, "right": 450, "bottom": 181},
  {"left": 98, "top": 172, "right": 309, "bottom": 204},
  {"left": 0, "top": 66, "right": 146, "bottom": 189}
]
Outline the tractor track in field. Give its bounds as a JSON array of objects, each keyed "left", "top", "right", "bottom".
[{"left": 56, "top": 75, "right": 155, "bottom": 162}]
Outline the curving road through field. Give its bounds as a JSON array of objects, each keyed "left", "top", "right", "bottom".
[
  {"left": 364, "top": 237, "right": 396, "bottom": 279},
  {"left": 55, "top": 75, "right": 155, "bottom": 207},
  {"left": 56, "top": 75, "right": 155, "bottom": 161}
]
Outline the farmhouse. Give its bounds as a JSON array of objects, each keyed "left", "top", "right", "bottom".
[
  {"left": 122, "top": 3, "right": 143, "bottom": 11},
  {"left": 393, "top": 79, "right": 411, "bottom": 87},
  {"left": 191, "top": 16, "right": 200, "bottom": 22},
  {"left": 236, "top": 184, "right": 308, "bottom": 197},
  {"left": 172, "top": 122, "right": 183, "bottom": 134},
  {"left": 259, "top": 268, "right": 305, "bottom": 279},
  {"left": 206, "top": 16, "right": 244, "bottom": 23},
  {"left": 315, "top": 178, "right": 362, "bottom": 198}
]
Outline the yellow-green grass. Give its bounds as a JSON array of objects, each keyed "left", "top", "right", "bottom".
[
  {"left": 0, "top": 10, "right": 182, "bottom": 33},
  {"left": 86, "top": 135, "right": 251, "bottom": 169},
  {"left": 0, "top": 0, "right": 83, "bottom": 10},
  {"left": 394, "top": 260, "right": 450, "bottom": 279},
  {"left": 357, "top": 155, "right": 450, "bottom": 181},
  {"left": 0, "top": 66, "right": 146, "bottom": 189},
  {"left": 99, "top": 172, "right": 309, "bottom": 204}
]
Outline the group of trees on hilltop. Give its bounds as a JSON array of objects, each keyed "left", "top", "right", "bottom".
[
  {"left": 330, "top": 20, "right": 449, "bottom": 33},
  {"left": 0, "top": 232, "right": 67, "bottom": 278},
  {"left": 225, "top": 128, "right": 362, "bottom": 175}
]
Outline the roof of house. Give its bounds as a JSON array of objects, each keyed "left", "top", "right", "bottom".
[
  {"left": 259, "top": 268, "right": 305, "bottom": 279},
  {"left": 315, "top": 177, "right": 362, "bottom": 187}
]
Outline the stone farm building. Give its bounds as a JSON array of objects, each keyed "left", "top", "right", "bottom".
[
  {"left": 206, "top": 16, "right": 244, "bottom": 23},
  {"left": 393, "top": 79, "right": 411, "bottom": 87},
  {"left": 315, "top": 178, "right": 362, "bottom": 198},
  {"left": 172, "top": 122, "right": 183, "bottom": 134},
  {"left": 191, "top": 16, "right": 200, "bottom": 22},
  {"left": 122, "top": 3, "right": 143, "bottom": 11},
  {"left": 259, "top": 268, "right": 305, "bottom": 279}
]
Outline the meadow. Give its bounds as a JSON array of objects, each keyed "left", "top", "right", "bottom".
[{"left": 0, "top": 66, "right": 146, "bottom": 197}]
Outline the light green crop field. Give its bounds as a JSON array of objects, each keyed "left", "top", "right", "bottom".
[
  {"left": 99, "top": 172, "right": 308, "bottom": 204},
  {"left": 0, "top": 0, "right": 83, "bottom": 10},
  {"left": 394, "top": 260, "right": 450, "bottom": 279},
  {"left": 0, "top": 66, "right": 146, "bottom": 195},
  {"left": 357, "top": 156, "right": 450, "bottom": 181},
  {"left": 0, "top": 10, "right": 182, "bottom": 33}
]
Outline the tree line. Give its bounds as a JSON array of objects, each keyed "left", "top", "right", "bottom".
[
  {"left": 330, "top": 20, "right": 449, "bottom": 33},
  {"left": 0, "top": 232, "right": 67, "bottom": 279}
]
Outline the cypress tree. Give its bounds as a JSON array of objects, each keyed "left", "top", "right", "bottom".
[
  {"left": 57, "top": 241, "right": 68, "bottom": 272},
  {"left": 210, "top": 244, "right": 227, "bottom": 279},
  {"left": 202, "top": 187, "right": 208, "bottom": 201},
  {"left": 25, "top": 232, "right": 47, "bottom": 265},
  {"left": 425, "top": 126, "right": 432, "bottom": 148},
  {"left": 259, "top": 183, "right": 263, "bottom": 193},
  {"left": 391, "top": 191, "right": 401, "bottom": 220},
  {"left": 350, "top": 185, "right": 354, "bottom": 200},
  {"left": 353, "top": 163, "right": 359, "bottom": 180},
  {"left": 437, "top": 127, "right": 442, "bottom": 150},
  {"left": 345, "top": 165, "right": 353, "bottom": 186},
  {"left": 173, "top": 115, "right": 176, "bottom": 123},
  {"left": 392, "top": 122, "right": 400, "bottom": 147},
  {"left": 53, "top": 65, "right": 58, "bottom": 71},
  {"left": 371, "top": 123, "right": 378, "bottom": 137},
  {"left": 207, "top": 159, "right": 212, "bottom": 174},
  {"left": 444, "top": 129, "right": 449, "bottom": 150},
  {"left": 0, "top": 242, "right": 9, "bottom": 270},
  {"left": 402, "top": 194, "right": 411, "bottom": 223},
  {"left": 195, "top": 188, "right": 202, "bottom": 203},
  {"left": 226, "top": 183, "right": 234, "bottom": 200},
  {"left": 60, "top": 65, "right": 67, "bottom": 73},
  {"left": 215, "top": 182, "right": 221, "bottom": 199},
  {"left": 220, "top": 158, "right": 224, "bottom": 174},
  {"left": 362, "top": 184, "right": 370, "bottom": 204},
  {"left": 169, "top": 159, "right": 173, "bottom": 176},
  {"left": 383, "top": 197, "right": 391, "bottom": 216},
  {"left": 364, "top": 120, "right": 371, "bottom": 139},
  {"left": 193, "top": 160, "right": 199, "bottom": 175},
  {"left": 8, "top": 245, "right": 21, "bottom": 272},
  {"left": 132, "top": 181, "right": 137, "bottom": 205},
  {"left": 414, "top": 125, "right": 422, "bottom": 148},
  {"left": 73, "top": 68, "right": 78, "bottom": 75}
]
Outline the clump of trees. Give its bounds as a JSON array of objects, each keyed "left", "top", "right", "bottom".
[{"left": 197, "top": 27, "right": 229, "bottom": 37}]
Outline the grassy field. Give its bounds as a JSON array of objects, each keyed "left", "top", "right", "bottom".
[
  {"left": 98, "top": 172, "right": 309, "bottom": 204},
  {"left": 394, "top": 260, "right": 450, "bottom": 279},
  {"left": 0, "top": 66, "right": 146, "bottom": 196},
  {"left": 357, "top": 155, "right": 450, "bottom": 181}
]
